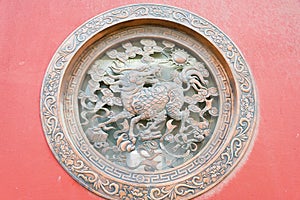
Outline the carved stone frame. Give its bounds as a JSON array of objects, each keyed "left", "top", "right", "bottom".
[{"left": 41, "top": 4, "right": 258, "bottom": 200}]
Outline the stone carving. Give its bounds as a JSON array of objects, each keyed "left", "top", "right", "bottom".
[
  {"left": 79, "top": 39, "right": 218, "bottom": 171},
  {"left": 41, "top": 4, "right": 257, "bottom": 200}
]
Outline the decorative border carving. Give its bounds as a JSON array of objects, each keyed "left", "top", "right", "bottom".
[
  {"left": 65, "top": 26, "right": 232, "bottom": 184},
  {"left": 41, "top": 4, "right": 258, "bottom": 200}
]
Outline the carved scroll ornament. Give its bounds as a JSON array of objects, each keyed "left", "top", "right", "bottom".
[{"left": 41, "top": 4, "right": 258, "bottom": 200}]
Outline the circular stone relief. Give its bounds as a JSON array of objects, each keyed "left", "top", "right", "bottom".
[{"left": 41, "top": 4, "right": 258, "bottom": 200}]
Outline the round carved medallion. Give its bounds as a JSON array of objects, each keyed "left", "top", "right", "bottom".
[{"left": 41, "top": 4, "right": 258, "bottom": 200}]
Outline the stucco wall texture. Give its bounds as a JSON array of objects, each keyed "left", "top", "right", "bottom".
[{"left": 0, "top": 0, "right": 299, "bottom": 199}]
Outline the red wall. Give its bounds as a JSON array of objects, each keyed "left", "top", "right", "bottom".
[{"left": 1, "top": 0, "right": 299, "bottom": 199}]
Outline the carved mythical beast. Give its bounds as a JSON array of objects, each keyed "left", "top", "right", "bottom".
[
  {"left": 97, "top": 61, "right": 209, "bottom": 152},
  {"left": 79, "top": 39, "right": 218, "bottom": 170}
]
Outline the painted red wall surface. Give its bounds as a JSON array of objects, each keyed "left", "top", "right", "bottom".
[{"left": 1, "top": 0, "right": 299, "bottom": 199}]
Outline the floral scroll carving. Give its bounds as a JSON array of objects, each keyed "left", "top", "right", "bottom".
[{"left": 41, "top": 4, "right": 257, "bottom": 200}]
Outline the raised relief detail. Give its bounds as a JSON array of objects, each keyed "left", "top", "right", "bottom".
[
  {"left": 41, "top": 4, "right": 257, "bottom": 200},
  {"left": 79, "top": 39, "right": 218, "bottom": 171}
]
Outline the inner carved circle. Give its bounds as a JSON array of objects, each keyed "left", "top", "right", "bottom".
[{"left": 78, "top": 37, "right": 219, "bottom": 172}]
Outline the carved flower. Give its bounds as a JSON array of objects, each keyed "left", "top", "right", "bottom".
[
  {"left": 119, "top": 186, "right": 146, "bottom": 200},
  {"left": 211, "top": 33, "right": 227, "bottom": 50},
  {"left": 208, "top": 165, "right": 218, "bottom": 182},
  {"left": 62, "top": 156, "right": 74, "bottom": 166},
  {"left": 132, "top": 188, "right": 144, "bottom": 197},
  {"left": 201, "top": 171, "right": 210, "bottom": 185},
  {"left": 56, "top": 141, "right": 75, "bottom": 167},
  {"left": 206, "top": 162, "right": 227, "bottom": 183},
  {"left": 241, "top": 94, "right": 255, "bottom": 119},
  {"left": 218, "top": 163, "right": 227, "bottom": 175}
]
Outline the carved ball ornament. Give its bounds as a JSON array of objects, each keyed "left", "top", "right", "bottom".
[{"left": 41, "top": 4, "right": 258, "bottom": 200}]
